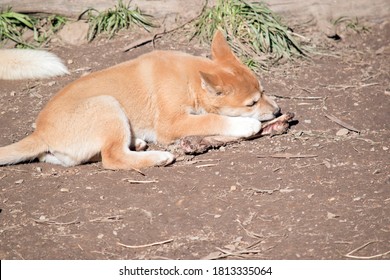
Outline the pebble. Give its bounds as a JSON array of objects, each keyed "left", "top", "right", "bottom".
[{"left": 336, "top": 128, "right": 349, "bottom": 136}]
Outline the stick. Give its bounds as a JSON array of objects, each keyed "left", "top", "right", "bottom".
[
  {"left": 185, "top": 158, "right": 220, "bottom": 165},
  {"left": 122, "top": 178, "right": 158, "bottom": 184},
  {"left": 195, "top": 163, "right": 218, "bottom": 168},
  {"left": 257, "top": 153, "right": 318, "bottom": 159},
  {"left": 117, "top": 239, "right": 173, "bottom": 249},
  {"left": 33, "top": 219, "right": 79, "bottom": 225},
  {"left": 325, "top": 114, "right": 360, "bottom": 133},
  {"left": 122, "top": 36, "right": 159, "bottom": 52},
  {"left": 272, "top": 95, "right": 323, "bottom": 100}
]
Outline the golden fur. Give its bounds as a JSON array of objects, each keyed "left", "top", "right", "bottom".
[{"left": 0, "top": 31, "right": 279, "bottom": 169}]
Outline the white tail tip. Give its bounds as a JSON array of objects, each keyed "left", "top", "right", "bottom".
[{"left": 0, "top": 49, "right": 69, "bottom": 80}]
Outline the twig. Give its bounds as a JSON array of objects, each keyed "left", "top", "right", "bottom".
[
  {"left": 344, "top": 241, "right": 390, "bottom": 259},
  {"left": 195, "top": 163, "right": 218, "bottom": 168},
  {"left": 361, "top": 82, "right": 380, "bottom": 88},
  {"left": 215, "top": 247, "right": 262, "bottom": 258},
  {"left": 185, "top": 158, "right": 220, "bottom": 165},
  {"left": 272, "top": 94, "right": 323, "bottom": 100},
  {"left": 257, "top": 153, "right": 318, "bottom": 159},
  {"left": 121, "top": 178, "right": 158, "bottom": 184},
  {"left": 122, "top": 36, "right": 159, "bottom": 52},
  {"left": 325, "top": 114, "right": 360, "bottom": 133},
  {"left": 117, "top": 238, "right": 173, "bottom": 249},
  {"left": 237, "top": 220, "right": 264, "bottom": 239},
  {"left": 33, "top": 218, "right": 79, "bottom": 225}
]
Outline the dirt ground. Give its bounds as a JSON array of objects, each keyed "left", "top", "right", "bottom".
[{"left": 0, "top": 14, "right": 389, "bottom": 260}]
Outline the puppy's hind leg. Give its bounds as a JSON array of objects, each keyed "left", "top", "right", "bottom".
[{"left": 95, "top": 97, "right": 174, "bottom": 170}]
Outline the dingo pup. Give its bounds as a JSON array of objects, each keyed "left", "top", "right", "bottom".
[{"left": 0, "top": 31, "right": 280, "bottom": 170}]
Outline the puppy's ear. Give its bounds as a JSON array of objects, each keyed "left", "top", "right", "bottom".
[
  {"left": 211, "top": 30, "right": 239, "bottom": 63},
  {"left": 199, "top": 71, "right": 224, "bottom": 96}
]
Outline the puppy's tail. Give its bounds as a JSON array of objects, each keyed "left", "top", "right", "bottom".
[
  {"left": 0, "top": 133, "right": 48, "bottom": 165},
  {"left": 0, "top": 49, "right": 69, "bottom": 80}
]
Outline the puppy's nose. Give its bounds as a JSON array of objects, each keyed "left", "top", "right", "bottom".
[{"left": 273, "top": 106, "right": 281, "bottom": 116}]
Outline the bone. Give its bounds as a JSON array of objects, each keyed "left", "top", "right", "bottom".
[{"left": 168, "top": 112, "right": 295, "bottom": 155}]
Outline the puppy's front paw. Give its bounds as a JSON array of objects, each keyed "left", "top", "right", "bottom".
[{"left": 224, "top": 117, "right": 261, "bottom": 138}]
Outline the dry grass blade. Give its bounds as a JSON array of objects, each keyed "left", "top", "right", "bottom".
[
  {"left": 325, "top": 114, "right": 360, "bottom": 133},
  {"left": 344, "top": 241, "right": 390, "bottom": 259},
  {"left": 193, "top": 0, "right": 306, "bottom": 72},
  {"left": 117, "top": 239, "right": 173, "bottom": 249}
]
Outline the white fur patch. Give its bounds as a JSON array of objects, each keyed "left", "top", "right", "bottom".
[
  {"left": 223, "top": 117, "right": 262, "bottom": 138},
  {"left": 136, "top": 129, "right": 157, "bottom": 143}
]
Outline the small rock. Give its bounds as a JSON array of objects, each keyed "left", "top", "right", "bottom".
[
  {"left": 60, "top": 188, "right": 69, "bottom": 192},
  {"left": 21, "top": 29, "right": 35, "bottom": 42},
  {"left": 15, "top": 179, "right": 24, "bottom": 184},
  {"left": 230, "top": 185, "right": 237, "bottom": 191},
  {"left": 336, "top": 128, "right": 349, "bottom": 136},
  {"left": 58, "top": 21, "right": 89, "bottom": 46}
]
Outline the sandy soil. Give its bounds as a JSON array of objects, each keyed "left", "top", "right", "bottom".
[{"left": 0, "top": 15, "right": 389, "bottom": 260}]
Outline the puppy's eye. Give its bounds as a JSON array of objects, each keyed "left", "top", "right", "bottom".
[
  {"left": 215, "top": 91, "right": 223, "bottom": 96},
  {"left": 246, "top": 100, "right": 258, "bottom": 107}
]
